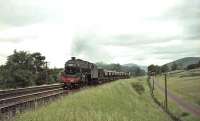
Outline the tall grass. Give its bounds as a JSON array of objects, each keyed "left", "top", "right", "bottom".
[
  {"left": 16, "top": 77, "right": 170, "bottom": 121},
  {"left": 154, "top": 69, "right": 200, "bottom": 121}
]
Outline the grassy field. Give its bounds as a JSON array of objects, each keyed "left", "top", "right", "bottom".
[
  {"left": 15, "top": 77, "right": 170, "bottom": 121},
  {"left": 153, "top": 68, "right": 200, "bottom": 121}
]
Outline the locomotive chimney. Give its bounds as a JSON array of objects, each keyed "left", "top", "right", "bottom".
[{"left": 71, "top": 57, "right": 76, "bottom": 60}]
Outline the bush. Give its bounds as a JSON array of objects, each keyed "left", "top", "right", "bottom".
[
  {"left": 131, "top": 82, "right": 145, "bottom": 95},
  {"left": 187, "top": 64, "right": 200, "bottom": 70},
  {"left": 0, "top": 50, "right": 51, "bottom": 88}
]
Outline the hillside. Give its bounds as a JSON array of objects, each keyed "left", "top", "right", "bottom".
[
  {"left": 163, "top": 57, "right": 200, "bottom": 70},
  {"left": 16, "top": 78, "right": 171, "bottom": 121},
  {"left": 123, "top": 63, "right": 147, "bottom": 72},
  {"left": 96, "top": 62, "right": 146, "bottom": 76}
]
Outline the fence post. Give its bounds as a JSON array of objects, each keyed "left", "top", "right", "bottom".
[
  {"left": 152, "top": 72, "right": 155, "bottom": 91},
  {"left": 45, "top": 61, "right": 48, "bottom": 83},
  {"left": 164, "top": 73, "right": 168, "bottom": 111}
]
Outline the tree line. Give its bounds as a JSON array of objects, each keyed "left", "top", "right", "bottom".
[
  {"left": 96, "top": 62, "right": 146, "bottom": 76},
  {"left": 186, "top": 61, "right": 200, "bottom": 70},
  {"left": 148, "top": 61, "right": 200, "bottom": 75},
  {"left": 0, "top": 50, "right": 146, "bottom": 89},
  {"left": 0, "top": 50, "right": 61, "bottom": 89}
]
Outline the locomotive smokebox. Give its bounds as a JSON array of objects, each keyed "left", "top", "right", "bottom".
[{"left": 71, "top": 57, "right": 76, "bottom": 60}]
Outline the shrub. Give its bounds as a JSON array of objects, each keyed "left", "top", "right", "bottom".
[{"left": 131, "top": 82, "right": 145, "bottom": 95}]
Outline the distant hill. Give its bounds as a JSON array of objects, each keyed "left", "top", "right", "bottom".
[
  {"left": 123, "top": 63, "right": 147, "bottom": 72},
  {"left": 96, "top": 62, "right": 146, "bottom": 76},
  {"left": 123, "top": 63, "right": 138, "bottom": 67},
  {"left": 163, "top": 57, "right": 200, "bottom": 70}
]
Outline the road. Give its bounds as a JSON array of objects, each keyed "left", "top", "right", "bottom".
[{"left": 152, "top": 78, "right": 200, "bottom": 117}]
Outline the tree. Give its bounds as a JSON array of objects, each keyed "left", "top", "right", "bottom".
[
  {"left": 161, "top": 65, "right": 169, "bottom": 73},
  {"left": 148, "top": 64, "right": 161, "bottom": 75},
  {"left": 135, "top": 67, "right": 145, "bottom": 76},
  {"left": 186, "top": 61, "right": 200, "bottom": 70},
  {"left": 187, "top": 64, "right": 197, "bottom": 70},
  {"left": 110, "top": 64, "right": 121, "bottom": 72},
  {"left": 0, "top": 50, "right": 49, "bottom": 88},
  {"left": 31, "top": 52, "right": 46, "bottom": 73},
  {"left": 0, "top": 65, "right": 8, "bottom": 88},
  {"left": 148, "top": 64, "right": 156, "bottom": 73},
  {"left": 96, "top": 62, "right": 146, "bottom": 77},
  {"left": 171, "top": 62, "right": 178, "bottom": 71},
  {"left": 155, "top": 65, "right": 161, "bottom": 74},
  {"left": 47, "top": 68, "right": 63, "bottom": 83}
]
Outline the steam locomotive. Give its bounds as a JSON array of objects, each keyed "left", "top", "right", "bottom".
[{"left": 61, "top": 57, "right": 130, "bottom": 89}]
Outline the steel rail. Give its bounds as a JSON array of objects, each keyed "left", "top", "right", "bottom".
[
  {"left": 0, "top": 83, "right": 64, "bottom": 118},
  {"left": 0, "top": 83, "right": 63, "bottom": 99},
  {"left": 0, "top": 90, "right": 63, "bottom": 111},
  {"left": 0, "top": 88, "right": 63, "bottom": 108}
]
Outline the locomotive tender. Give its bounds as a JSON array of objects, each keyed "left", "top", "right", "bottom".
[{"left": 61, "top": 57, "right": 130, "bottom": 89}]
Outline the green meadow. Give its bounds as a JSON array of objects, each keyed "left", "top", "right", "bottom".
[
  {"left": 16, "top": 77, "right": 170, "bottom": 121},
  {"left": 154, "top": 69, "right": 200, "bottom": 121}
]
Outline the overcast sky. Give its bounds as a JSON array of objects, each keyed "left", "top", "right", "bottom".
[{"left": 0, "top": 0, "right": 199, "bottom": 67}]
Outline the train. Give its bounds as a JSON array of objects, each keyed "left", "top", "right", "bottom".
[{"left": 60, "top": 57, "right": 130, "bottom": 89}]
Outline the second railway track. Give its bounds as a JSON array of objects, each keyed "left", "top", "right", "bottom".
[{"left": 0, "top": 83, "right": 64, "bottom": 121}]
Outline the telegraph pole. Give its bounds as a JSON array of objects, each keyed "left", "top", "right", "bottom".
[
  {"left": 152, "top": 72, "right": 155, "bottom": 91},
  {"left": 164, "top": 73, "right": 168, "bottom": 111},
  {"left": 45, "top": 61, "right": 48, "bottom": 83}
]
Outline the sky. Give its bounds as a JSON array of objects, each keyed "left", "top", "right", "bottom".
[{"left": 0, "top": 0, "right": 199, "bottom": 68}]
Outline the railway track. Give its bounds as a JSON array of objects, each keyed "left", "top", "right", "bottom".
[
  {"left": 0, "top": 83, "right": 64, "bottom": 121},
  {"left": 0, "top": 81, "right": 117, "bottom": 121}
]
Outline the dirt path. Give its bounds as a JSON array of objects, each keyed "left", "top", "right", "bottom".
[{"left": 152, "top": 79, "right": 200, "bottom": 117}]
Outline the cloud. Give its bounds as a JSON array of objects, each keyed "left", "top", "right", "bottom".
[
  {"left": 0, "top": 38, "right": 22, "bottom": 43},
  {"left": 104, "top": 34, "right": 180, "bottom": 47},
  {"left": 0, "top": 0, "right": 64, "bottom": 26},
  {"left": 0, "top": 0, "right": 199, "bottom": 67},
  {"left": 0, "top": 25, "right": 40, "bottom": 43},
  {"left": 171, "top": 2, "right": 200, "bottom": 40},
  {"left": 149, "top": 0, "right": 200, "bottom": 41},
  {"left": 0, "top": 53, "right": 7, "bottom": 58},
  {"left": 70, "top": 30, "right": 200, "bottom": 65},
  {"left": 71, "top": 33, "right": 112, "bottom": 63},
  {"left": 0, "top": 23, "right": 73, "bottom": 67}
]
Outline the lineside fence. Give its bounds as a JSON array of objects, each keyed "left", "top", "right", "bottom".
[{"left": 147, "top": 73, "right": 181, "bottom": 121}]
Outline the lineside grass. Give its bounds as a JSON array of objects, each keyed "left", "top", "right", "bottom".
[
  {"left": 157, "top": 69, "right": 200, "bottom": 105},
  {"left": 153, "top": 87, "right": 200, "bottom": 121},
  {"left": 16, "top": 77, "right": 170, "bottom": 121},
  {"left": 154, "top": 69, "right": 200, "bottom": 121}
]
